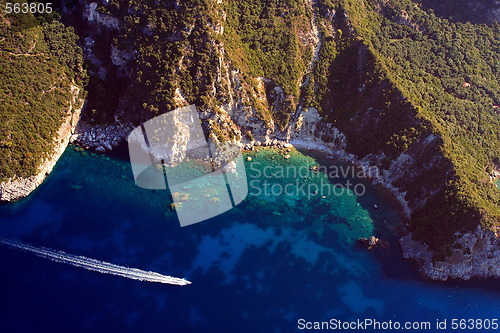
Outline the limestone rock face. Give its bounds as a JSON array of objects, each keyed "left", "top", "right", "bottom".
[
  {"left": 71, "top": 122, "right": 134, "bottom": 152},
  {"left": 84, "top": 2, "right": 120, "bottom": 30},
  {"left": 291, "top": 100, "right": 498, "bottom": 280},
  {"left": 400, "top": 226, "right": 500, "bottom": 280}
]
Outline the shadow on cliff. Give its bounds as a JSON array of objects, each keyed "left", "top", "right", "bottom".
[
  {"left": 415, "top": 0, "right": 499, "bottom": 24},
  {"left": 294, "top": 146, "right": 424, "bottom": 282}
]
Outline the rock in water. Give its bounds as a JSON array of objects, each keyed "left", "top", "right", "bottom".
[{"left": 368, "top": 236, "right": 379, "bottom": 246}]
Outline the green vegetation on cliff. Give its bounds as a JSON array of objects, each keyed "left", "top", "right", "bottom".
[
  {"left": 73, "top": 0, "right": 499, "bottom": 253},
  {"left": 305, "top": 0, "right": 499, "bottom": 252},
  {"left": 415, "top": 0, "right": 498, "bottom": 24},
  {"left": 84, "top": 0, "right": 220, "bottom": 123},
  {"left": 83, "top": 0, "right": 317, "bottom": 130},
  {"left": 0, "top": 0, "right": 85, "bottom": 181},
  {"left": 221, "top": 0, "right": 314, "bottom": 127},
  {"left": 3, "top": 0, "right": 495, "bottom": 256},
  {"left": 222, "top": 0, "right": 313, "bottom": 96}
]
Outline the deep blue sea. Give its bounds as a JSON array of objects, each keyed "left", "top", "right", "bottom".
[{"left": 0, "top": 147, "right": 498, "bottom": 333}]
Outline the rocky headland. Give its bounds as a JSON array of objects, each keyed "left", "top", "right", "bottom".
[{"left": 0, "top": 86, "right": 84, "bottom": 201}]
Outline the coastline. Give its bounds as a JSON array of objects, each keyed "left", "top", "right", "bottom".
[
  {"left": 2, "top": 139, "right": 498, "bottom": 331},
  {"left": 289, "top": 138, "right": 499, "bottom": 281},
  {"left": 2, "top": 107, "right": 498, "bottom": 281},
  {"left": 0, "top": 87, "right": 84, "bottom": 202},
  {"left": 289, "top": 138, "right": 413, "bottom": 219}
]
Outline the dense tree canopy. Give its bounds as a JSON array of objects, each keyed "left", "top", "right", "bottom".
[
  {"left": 0, "top": 0, "right": 85, "bottom": 181},
  {"left": 304, "top": 0, "right": 499, "bottom": 252}
]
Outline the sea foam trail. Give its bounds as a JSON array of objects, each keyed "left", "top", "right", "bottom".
[{"left": 0, "top": 238, "right": 191, "bottom": 286}]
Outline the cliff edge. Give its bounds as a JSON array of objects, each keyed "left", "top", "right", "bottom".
[
  {"left": 401, "top": 226, "right": 500, "bottom": 280},
  {"left": 0, "top": 7, "right": 86, "bottom": 202},
  {"left": 0, "top": 86, "right": 84, "bottom": 201}
]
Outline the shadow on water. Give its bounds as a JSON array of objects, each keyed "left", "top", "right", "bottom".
[
  {"left": 294, "top": 147, "right": 500, "bottom": 292},
  {"left": 1, "top": 145, "right": 499, "bottom": 332},
  {"left": 294, "top": 147, "right": 414, "bottom": 272},
  {"left": 295, "top": 146, "right": 407, "bottom": 232}
]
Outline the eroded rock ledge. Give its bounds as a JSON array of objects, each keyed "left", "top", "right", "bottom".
[{"left": 400, "top": 226, "right": 500, "bottom": 281}]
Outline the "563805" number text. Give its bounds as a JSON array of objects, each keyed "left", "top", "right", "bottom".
[{"left": 5, "top": 2, "right": 52, "bottom": 14}]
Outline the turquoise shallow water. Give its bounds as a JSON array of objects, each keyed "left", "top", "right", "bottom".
[{"left": 0, "top": 147, "right": 498, "bottom": 332}]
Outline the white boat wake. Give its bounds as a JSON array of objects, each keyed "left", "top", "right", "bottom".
[{"left": 0, "top": 238, "right": 191, "bottom": 286}]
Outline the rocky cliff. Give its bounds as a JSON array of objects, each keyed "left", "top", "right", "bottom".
[
  {"left": 290, "top": 103, "right": 500, "bottom": 281},
  {"left": 0, "top": 86, "right": 84, "bottom": 201},
  {"left": 286, "top": 0, "right": 499, "bottom": 280}
]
